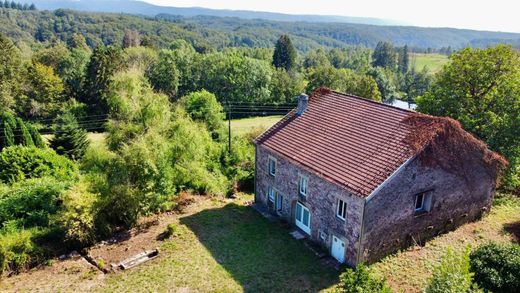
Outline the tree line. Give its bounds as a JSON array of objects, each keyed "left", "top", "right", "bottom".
[{"left": 1, "top": 1, "right": 35, "bottom": 10}]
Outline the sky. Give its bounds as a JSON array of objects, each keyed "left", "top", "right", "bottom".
[{"left": 144, "top": 0, "right": 520, "bottom": 33}]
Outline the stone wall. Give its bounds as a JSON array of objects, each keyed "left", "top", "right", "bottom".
[
  {"left": 255, "top": 145, "right": 365, "bottom": 266},
  {"left": 360, "top": 156, "right": 495, "bottom": 263}
]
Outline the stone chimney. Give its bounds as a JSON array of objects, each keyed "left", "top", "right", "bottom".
[{"left": 296, "top": 93, "right": 309, "bottom": 116}]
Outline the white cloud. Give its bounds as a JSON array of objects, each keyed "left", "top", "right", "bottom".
[{"left": 144, "top": 0, "right": 520, "bottom": 33}]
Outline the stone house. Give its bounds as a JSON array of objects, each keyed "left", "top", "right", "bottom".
[{"left": 253, "top": 89, "right": 505, "bottom": 266}]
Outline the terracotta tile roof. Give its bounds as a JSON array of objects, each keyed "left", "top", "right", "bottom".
[{"left": 254, "top": 90, "right": 417, "bottom": 197}]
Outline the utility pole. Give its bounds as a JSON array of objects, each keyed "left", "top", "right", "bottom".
[{"left": 227, "top": 100, "right": 232, "bottom": 154}]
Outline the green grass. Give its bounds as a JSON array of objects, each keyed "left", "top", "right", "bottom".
[
  {"left": 231, "top": 116, "right": 283, "bottom": 136},
  {"left": 411, "top": 53, "right": 449, "bottom": 72},
  {"left": 98, "top": 195, "right": 339, "bottom": 292}
]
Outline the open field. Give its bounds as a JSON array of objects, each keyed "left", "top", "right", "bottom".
[
  {"left": 411, "top": 53, "right": 449, "bottom": 72},
  {"left": 2, "top": 193, "right": 518, "bottom": 292},
  {"left": 230, "top": 115, "right": 283, "bottom": 136}
]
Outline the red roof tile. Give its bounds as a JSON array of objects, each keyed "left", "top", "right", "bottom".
[{"left": 254, "top": 90, "right": 416, "bottom": 197}]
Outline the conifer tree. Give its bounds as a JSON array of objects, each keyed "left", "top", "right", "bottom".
[
  {"left": 50, "top": 113, "right": 90, "bottom": 160},
  {"left": 372, "top": 41, "right": 397, "bottom": 69},
  {"left": 0, "top": 112, "right": 16, "bottom": 149},
  {"left": 27, "top": 124, "right": 44, "bottom": 148},
  {"left": 398, "top": 45, "right": 410, "bottom": 74},
  {"left": 272, "top": 34, "right": 297, "bottom": 71},
  {"left": 0, "top": 112, "right": 42, "bottom": 150},
  {"left": 15, "top": 117, "right": 34, "bottom": 147}
]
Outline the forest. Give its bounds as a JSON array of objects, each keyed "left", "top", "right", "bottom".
[
  {"left": 2, "top": 6, "right": 520, "bottom": 53},
  {"left": 0, "top": 5, "right": 518, "bottom": 291}
]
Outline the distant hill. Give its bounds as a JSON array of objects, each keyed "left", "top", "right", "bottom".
[
  {"left": 1, "top": 6, "right": 520, "bottom": 51},
  {"left": 24, "top": 0, "right": 404, "bottom": 26}
]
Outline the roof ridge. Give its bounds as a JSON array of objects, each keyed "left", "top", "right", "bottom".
[{"left": 329, "top": 90, "right": 416, "bottom": 114}]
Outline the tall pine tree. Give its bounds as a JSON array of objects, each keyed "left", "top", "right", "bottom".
[
  {"left": 372, "top": 41, "right": 397, "bottom": 70},
  {"left": 82, "top": 46, "right": 122, "bottom": 116},
  {"left": 272, "top": 34, "right": 297, "bottom": 72},
  {"left": 398, "top": 45, "right": 410, "bottom": 74}
]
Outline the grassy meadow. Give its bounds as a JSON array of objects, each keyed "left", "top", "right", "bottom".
[
  {"left": 230, "top": 115, "right": 283, "bottom": 135},
  {"left": 411, "top": 53, "right": 449, "bottom": 72}
]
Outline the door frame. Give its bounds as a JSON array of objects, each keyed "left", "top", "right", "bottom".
[{"left": 295, "top": 202, "right": 311, "bottom": 235}]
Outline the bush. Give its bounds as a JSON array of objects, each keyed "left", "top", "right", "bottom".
[
  {"left": 0, "top": 228, "right": 45, "bottom": 276},
  {"left": 0, "top": 146, "right": 78, "bottom": 183},
  {"left": 470, "top": 243, "right": 520, "bottom": 293},
  {"left": 164, "top": 223, "right": 177, "bottom": 238},
  {"left": 52, "top": 181, "right": 98, "bottom": 249},
  {"left": 425, "top": 247, "right": 480, "bottom": 293},
  {"left": 180, "top": 90, "right": 225, "bottom": 140},
  {"left": 0, "top": 178, "right": 71, "bottom": 228},
  {"left": 335, "top": 264, "right": 392, "bottom": 293}
]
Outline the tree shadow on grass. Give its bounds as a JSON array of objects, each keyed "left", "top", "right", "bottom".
[
  {"left": 180, "top": 202, "right": 339, "bottom": 292},
  {"left": 504, "top": 221, "right": 520, "bottom": 243}
]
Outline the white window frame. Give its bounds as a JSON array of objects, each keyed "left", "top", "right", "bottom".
[
  {"left": 268, "top": 187, "right": 275, "bottom": 202},
  {"left": 268, "top": 156, "right": 277, "bottom": 176},
  {"left": 414, "top": 191, "right": 433, "bottom": 214},
  {"left": 336, "top": 199, "right": 347, "bottom": 221},
  {"left": 295, "top": 202, "right": 311, "bottom": 235},
  {"left": 298, "top": 175, "right": 308, "bottom": 197}
]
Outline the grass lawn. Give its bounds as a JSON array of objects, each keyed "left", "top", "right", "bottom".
[
  {"left": 97, "top": 194, "right": 339, "bottom": 292},
  {"left": 411, "top": 53, "right": 449, "bottom": 72},
  {"left": 230, "top": 115, "right": 283, "bottom": 136}
]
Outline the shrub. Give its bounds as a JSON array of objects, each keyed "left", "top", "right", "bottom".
[
  {"left": 470, "top": 243, "right": 520, "bottom": 293},
  {"left": 97, "top": 184, "right": 140, "bottom": 229},
  {"left": 0, "top": 177, "right": 71, "bottom": 228},
  {"left": 335, "top": 264, "right": 392, "bottom": 293},
  {"left": 0, "top": 146, "right": 78, "bottom": 183},
  {"left": 164, "top": 223, "right": 177, "bottom": 238},
  {"left": 180, "top": 90, "right": 225, "bottom": 140},
  {"left": 0, "top": 228, "right": 45, "bottom": 276},
  {"left": 425, "top": 247, "right": 480, "bottom": 293},
  {"left": 52, "top": 181, "right": 98, "bottom": 249}
]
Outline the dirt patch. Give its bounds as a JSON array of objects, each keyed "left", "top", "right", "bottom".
[
  {"left": 87, "top": 194, "right": 202, "bottom": 270},
  {"left": 0, "top": 256, "right": 104, "bottom": 292}
]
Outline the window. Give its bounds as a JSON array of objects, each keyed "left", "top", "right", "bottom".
[
  {"left": 414, "top": 191, "right": 433, "bottom": 213},
  {"left": 415, "top": 193, "right": 424, "bottom": 211},
  {"left": 276, "top": 192, "right": 283, "bottom": 212},
  {"left": 295, "top": 202, "right": 311, "bottom": 234},
  {"left": 268, "top": 156, "right": 276, "bottom": 176},
  {"left": 268, "top": 187, "right": 275, "bottom": 202},
  {"left": 336, "top": 199, "right": 347, "bottom": 220},
  {"left": 299, "top": 175, "right": 308, "bottom": 196}
]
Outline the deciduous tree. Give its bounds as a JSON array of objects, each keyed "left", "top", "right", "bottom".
[{"left": 417, "top": 45, "right": 520, "bottom": 191}]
